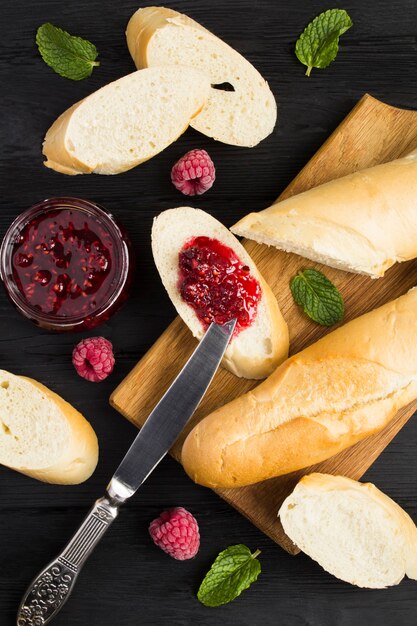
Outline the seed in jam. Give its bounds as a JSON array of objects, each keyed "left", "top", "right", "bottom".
[
  {"left": 15, "top": 253, "right": 32, "bottom": 268},
  {"left": 11, "top": 209, "right": 115, "bottom": 318},
  {"left": 33, "top": 270, "right": 51, "bottom": 286},
  {"left": 178, "top": 236, "right": 261, "bottom": 334}
]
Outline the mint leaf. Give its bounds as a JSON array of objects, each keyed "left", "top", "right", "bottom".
[
  {"left": 290, "top": 269, "right": 344, "bottom": 326},
  {"left": 36, "top": 23, "right": 99, "bottom": 80},
  {"left": 198, "top": 544, "right": 261, "bottom": 607},
  {"left": 295, "top": 9, "right": 352, "bottom": 76}
]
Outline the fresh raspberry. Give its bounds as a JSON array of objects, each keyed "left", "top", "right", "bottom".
[
  {"left": 171, "top": 149, "right": 215, "bottom": 196},
  {"left": 72, "top": 337, "right": 115, "bottom": 382},
  {"left": 149, "top": 507, "right": 200, "bottom": 560}
]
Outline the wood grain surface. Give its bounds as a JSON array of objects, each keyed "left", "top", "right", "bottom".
[
  {"left": 2, "top": 1, "right": 417, "bottom": 625},
  {"left": 111, "top": 94, "right": 417, "bottom": 554}
]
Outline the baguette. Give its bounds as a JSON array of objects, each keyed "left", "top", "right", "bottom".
[
  {"left": 42, "top": 67, "right": 209, "bottom": 175},
  {"left": 152, "top": 207, "right": 288, "bottom": 380},
  {"left": 279, "top": 473, "right": 417, "bottom": 588},
  {"left": 126, "top": 7, "right": 277, "bottom": 147},
  {"left": 232, "top": 150, "right": 417, "bottom": 277},
  {"left": 0, "top": 370, "right": 98, "bottom": 484},
  {"left": 182, "top": 288, "right": 417, "bottom": 487}
]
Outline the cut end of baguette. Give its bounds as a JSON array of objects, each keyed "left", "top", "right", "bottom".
[
  {"left": 232, "top": 153, "right": 417, "bottom": 277},
  {"left": 231, "top": 214, "right": 390, "bottom": 278},
  {"left": 0, "top": 371, "right": 98, "bottom": 484},
  {"left": 151, "top": 207, "right": 288, "bottom": 380},
  {"left": 42, "top": 67, "right": 210, "bottom": 175},
  {"left": 127, "top": 7, "right": 277, "bottom": 147},
  {"left": 279, "top": 474, "right": 417, "bottom": 588}
]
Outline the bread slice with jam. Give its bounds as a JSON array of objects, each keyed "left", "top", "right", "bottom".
[{"left": 151, "top": 207, "right": 288, "bottom": 380}]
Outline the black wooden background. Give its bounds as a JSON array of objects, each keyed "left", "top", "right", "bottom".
[{"left": 1, "top": 1, "right": 417, "bottom": 624}]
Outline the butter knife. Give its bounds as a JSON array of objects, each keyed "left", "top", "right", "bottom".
[{"left": 17, "top": 319, "right": 235, "bottom": 626}]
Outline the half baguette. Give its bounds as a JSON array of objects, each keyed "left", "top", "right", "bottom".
[
  {"left": 42, "top": 66, "right": 210, "bottom": 175},
  {"left": 182, "top": 287, "right": 417, "bottom": 487},
  {"left": 126, "top": 7, "right": 277, "bottom": 147},
  {"left": 279, "top": 473, "right": 417, "bottom": 588},
  {"left": 151, "top": 207, "right": 288, "bottom": 380},
  {"left": 232, "top": 150, "right": 417, "bottom": 277},
  {"left": 0, "top": 370, "right": 98, "bottom": 484}
]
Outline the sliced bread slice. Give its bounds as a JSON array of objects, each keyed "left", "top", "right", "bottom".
[
  {"left": 232, "top": 151, "right": 417, "bottom": 277},
  {"left": 151, "top": 207, "right": 288, "bottom": 379},
  {"left": 279, "top": 473, "right": 417, "bottom": 588},
  {"left": 43, "top": 66, "right": 210, "bottom": 175},
  {"left": 126, "top": 7, "right": 277, "bottom": 147},
  {"left": 0, "top": 370, "right": 98, "bottom": 484}
]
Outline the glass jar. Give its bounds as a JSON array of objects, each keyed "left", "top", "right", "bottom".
[{"left": 0, "top": 197, "right": 134, "bottom": 331}]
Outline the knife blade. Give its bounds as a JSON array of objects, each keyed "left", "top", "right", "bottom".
[
  {"left": 111, "top": 318, "right": 236, "bottom": 498},
  {"left": 17, "top": 319, "right": 235, "bottom": 626}
]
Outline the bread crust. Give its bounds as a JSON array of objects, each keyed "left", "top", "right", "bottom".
[
  {"left": 182, "top": 288, "right": 417, "bottom": 487},
  {"left": 232, "top": 151, "right": 417, "bottom": 277},
  {"left": 7, "top": 377, "right": 98, "bottom": 484},
  {"left": 127, "top": 7, "right": 219, "bottom": 68},
  {"left": 43, "top": 102, "right": 94, "bottom": 175}
]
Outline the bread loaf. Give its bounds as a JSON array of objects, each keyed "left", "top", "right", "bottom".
[
  {"left": 0, "top": 370, "right": 98, "bottom": 484},
  {"left": 152, "top": 207, "right": 288, "bottom": 380},
  {"left": 43, "top": 67, "right": 209, "bottom": 175},
  {"left": 182, "top": 288, "right": 417, "bottom": 487},
  {"left": 232, "top": 150, "right": 417, "bottom": 277},
  {"left": 279, "top": 473, "right": 417, "bottom": 588},
  {"left": 126, "top": 7, "right": 277, "bottom": 147}
]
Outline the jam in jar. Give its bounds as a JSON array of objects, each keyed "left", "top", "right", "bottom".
[{"left": 0, "top": 198, "right": 133, "bottom": 331}]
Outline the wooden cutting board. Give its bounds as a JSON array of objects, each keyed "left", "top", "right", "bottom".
[{"left": 110, "top": 94, "right": 417, "bottom": 555}]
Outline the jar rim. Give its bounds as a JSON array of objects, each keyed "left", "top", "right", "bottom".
[{"left": 0, "top": 197, "right": 132, "bottom": 329}]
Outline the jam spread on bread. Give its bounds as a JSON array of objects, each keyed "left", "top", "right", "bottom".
[
  {"left": 178, "top": 236, "right": 261, "bottom": 333},
  {"left": 12, "top": 209, "right": 115, "bottom": 318}
]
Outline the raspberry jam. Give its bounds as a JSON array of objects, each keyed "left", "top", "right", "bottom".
[
  {"left": 178, "top": 236, "right": 261, "bottom": 334},
  {"left": 0, "top": 198, "right": 133, "bottom": 331}
]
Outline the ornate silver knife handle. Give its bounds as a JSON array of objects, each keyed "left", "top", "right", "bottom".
[{"left": 17, "top": 491, "right": 123, "bottom": 626}]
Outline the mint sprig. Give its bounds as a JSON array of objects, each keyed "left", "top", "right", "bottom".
[
  {"left": 36, "top": 23, "right": 99, "bottom": 80},
  {"left": 197, "top": 544, "right": 261, "bottom": 607},
  {"left": 290, "top": 269, "right": 344, "bottom": 326},
  {"left": 295, "top": 9, "right": 352, "bottom": 76}
]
